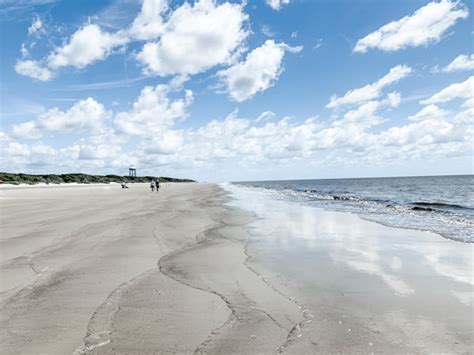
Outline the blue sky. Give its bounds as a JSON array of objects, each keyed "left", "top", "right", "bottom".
[{"left": 0, "top": 0, "right": 472, "bottom": 181}]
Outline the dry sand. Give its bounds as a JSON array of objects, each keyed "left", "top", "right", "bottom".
[{"left": 0, "top": 183, "right": 303, "bottom": 354}]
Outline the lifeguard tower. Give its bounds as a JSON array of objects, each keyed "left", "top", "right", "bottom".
[{"left": 129, "top": 165, "right": 137, "bottom": 177}]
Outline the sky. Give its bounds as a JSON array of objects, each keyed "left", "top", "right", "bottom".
[{"left": 0, "top": 0, "right": 472, "bottom": 182}]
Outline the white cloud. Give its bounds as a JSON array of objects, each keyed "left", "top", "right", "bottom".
[
  {"left": 313, "top": 38, "right": 323, "bottom": 50},
  {"left": 13, "top": 98, "right": 112, "bottom": 138},
  {"left": 421, "top": 76, "right": 474, "bottom": 105},
  {"left": 354, "top": 0, "right": 469, "bottom": 53},
  {"left": 20, "top": 43, "right": 29, "bottom": 57},
  {"left": 0, "top": 133, "right": 28, "bottom": 161},
  {"left": 28, "top": 15, "right": 43, "bottom": 35},
  {"left": 76, "top": 132, "right": 125, "bottom": 161},
  {"left": 408, "top": 104, "right": 448, "bottom": 121},
  {"left": 378, "top": 116, "right": 458, "bottom": 147},
  {"left": 182, "top": 111, "right": 319, "bottom": 161},
  {"left": 180, "top": 111, "right": 250, "bottom": 161},
  {"left": 387, "top": 91, "right": 401, "bottom": 107},
  {"left": 255, "top": 111, "right": 276, "bottom": 122},
  {"left": 16, "top": 0, "right": 250, "bottom": 82},
  {"left": 78, "top": 144, "right": 117, "bottom": 161},
  {"left": 3, "top": 98, "right": 472, "bottom": 176},
  {"left": 463, "top": 97, "right": 474, "bottom": 108},
  {"left": 443, "top": 54, "right": 474, "bottom": 72},
  {"left": 318, "top": 94, "right": 400, "bottom": 149},
  {"left": 0, "top": 132, "right": 58, "bottom": 170},
  {"left": 261, "top": 24, "right": 274, "bottom": 37},
  {"left": 0, "top": 131, "right": 129, "bottom": 172},
  {"left": 114, "top": 83, "right": 193, "bottom": 136},
  {"left": 129, "top": 0, "right": 167, "bottom": 40},
  {"left": 38, "top": 98, "right": 111, "bottom": 133},
  {"left": 218, "top": 40, "right": 302, "bottom": 102},
  {"left": 20, "top": 1, "right": 160, "bottom": 75},
  {"left": 47, "top": 24, "right": 127, "bottom": 69},
  {"left": 136, "top": 0, "right": 248, "bottom": 76},
  {"left": 266, "top": 0, "right": 290, "bottom": 11},
  {"left": 327, "top": 65, "right": 412, "bottom": 108},
  {"left": 142, "top": 130, "right": 184, "bottom": 155},
  {"left": 14, "top": 59, "right": 53, "bottom": 81},
  {"left": 338, "top": 101, "right": 384, "bottom": 129},
  {"left": 12, "top": 121, "right": 42, "bottom": 139}
]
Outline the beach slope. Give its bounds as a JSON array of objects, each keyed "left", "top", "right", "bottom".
[{"left": 0, "top": 183, "right": 302, "bottom": 354}]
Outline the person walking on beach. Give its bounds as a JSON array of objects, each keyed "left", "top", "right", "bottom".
[
  {"left": 150, "top": 180, "right": 155, "bottom": 192},
  {"left": 156, "top": 179, "right": 160, "bottom": 193}
]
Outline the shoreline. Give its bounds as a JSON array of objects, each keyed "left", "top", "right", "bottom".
[
  {"left": 225, "top": 183, "right": 473, "bottom": 353},
  {"left": 1, "top": 183, "right": 472, "bottom": 353},
  {"left": 222, "top": 181, "right": 474, "bottom": 244}
]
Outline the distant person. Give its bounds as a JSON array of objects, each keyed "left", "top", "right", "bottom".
[
  {"left": 156, "top": 179, "right": 160, "bottom": 193},
  {"left": 150, "top": 180, "right": 155, "bottom": 192},
  {"left": 121, "top": 182, "right": 129, "bottom": 189}
]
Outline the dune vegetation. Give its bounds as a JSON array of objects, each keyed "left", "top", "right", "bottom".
[{"left": 0, "top": 172, "right": 194, "bottom": 185}]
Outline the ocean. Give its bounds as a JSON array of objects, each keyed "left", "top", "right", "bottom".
[{"left": 230, "top": 175, "right": 473, "bottom": 242}]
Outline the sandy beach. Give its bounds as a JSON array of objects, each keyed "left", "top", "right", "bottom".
[
  {"left": 0, "top": 183, "right": 472, "bottom": 354},
  {"left": 0, "top": 183, "right": 303, "bottom": 354}
]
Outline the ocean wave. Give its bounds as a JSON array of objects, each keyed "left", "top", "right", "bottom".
[
  {"left": 230, "top": 181, "right": 474, "bottom": 242},
  {"left": 412, "top": 202, "right": 471, "bottom": 210}
]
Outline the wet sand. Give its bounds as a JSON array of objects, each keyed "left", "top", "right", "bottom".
[
  {"left": 225, "top": 184, "right": 474, "bottom": 354},
  {"left": 1, "top": 183, "right": 472, "bottom": 354}
]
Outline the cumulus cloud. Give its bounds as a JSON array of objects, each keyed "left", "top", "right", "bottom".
[
  {"left": 266, "top": 0, "right": 290, "bottom": 11},
  {"left": 142, "top": 130, "right": 184, "bottom": 155},
  {"left": 387, "top": 91, "right": 401, "bottom": 107},
  {"left": 136, "top": 0, "right": 248, "bottom": 76},
  {"left": 47, "top": 24, "right": 127, "bottom": 69},
  {"left": 218, "top": 40, "right": 302, "bottom": 102},
  {"left": 318, "top": 93, "right": 400, "bottom": 149},
  {"left": 0, "top": 132, "right": 58, "bottom": 170},
  {"left": 421, "top": 76, "right": 474, "bottom": 105},
  {"left": 0, "top": 130, "right": 130, "bottom": 173},
  {"left": 442, "top": 54, "right": 474, "bottom": 72},
  {"left": 129, "top": 0, "right": 167, "bottom": 40},
  {"left": 12, "top": 98, "right": 111, "bottom": 139},
  {"left": 183, "top": 111, "right": 319, "bottom": 161},
  {"left": 327, "top": 65, "right": 412, "bottom": 108},
  {"left": 338, "top": 99, "right": 387, "bottom": 129},
  {"left": 76, "top": 132, "right": 125, "bottom": 161},
  {"left": 38, "top": 98, "right": 111, "bottom": 133},
  {"left": 16, "top": 0, "right": 250, "bottom": 83},
  {"left": 19, "top": 1, "right": 160, "bottom": 75},
  {"left": 188, "top": 112, "right": 251, "bottom": 159},
  {"left": 114, "top": 83, "right": 193, "bottom": 136},
  {"left": 4, "top": 98, "right": 472, "bottom": 176},
  {"left": 354, "top": 0, "right": 469, "bottom": 53},
  {"left": 14, "top": 59, "right": 53, "bottom": 81},
  {"left": 181, "top": 96, "right": 471, "bottom": 165},
  {"left": 377, "top": 113, "right": 464, "bottom": 147},
  {"left": 408, "top": 104, "right": 448, "bottom": 121},
  {"left": 12, "top": 121, "right": 42, "bottom": 139}
]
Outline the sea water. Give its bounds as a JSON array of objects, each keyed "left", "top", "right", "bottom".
[{"left": 230, "top": 175, "right": 473, "bottom": 242}]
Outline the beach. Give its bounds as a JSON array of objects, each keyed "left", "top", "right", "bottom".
[
  {"left": 0, "top": 183, "right": 472, "bottom": 354},
  {"left": 0, "top": 183, "right": 302, "bottom": 354}
]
